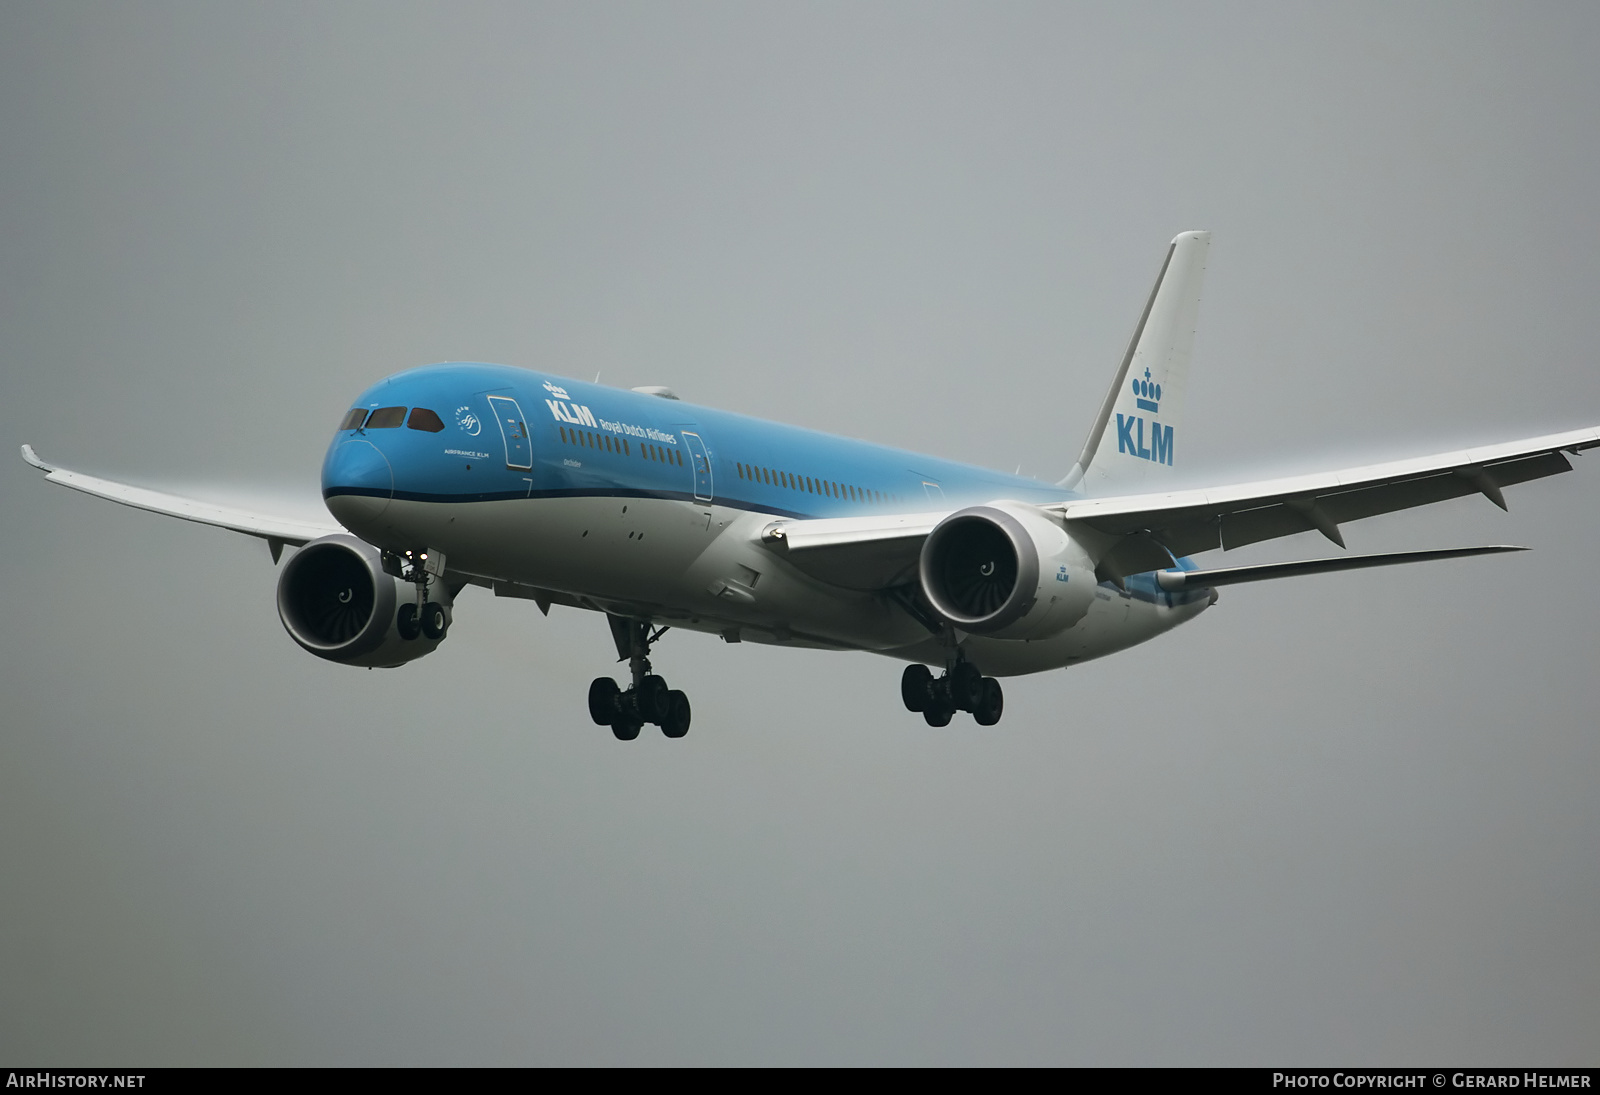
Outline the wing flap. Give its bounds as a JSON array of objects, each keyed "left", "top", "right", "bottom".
[{"left": 21, "top": 444, "right": 340, "bottom": 547}]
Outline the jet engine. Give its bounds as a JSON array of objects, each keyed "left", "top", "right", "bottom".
[
  {"left": 918, "top": 504, "right": 1097, "bottom": 640},
  {"left": 276, "top": 534, "right": 452, "bottom": 668}
]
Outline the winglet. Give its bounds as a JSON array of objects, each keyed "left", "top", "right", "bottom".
[{"left": 20, "top": 444, "right": 55, "bottom": 473}]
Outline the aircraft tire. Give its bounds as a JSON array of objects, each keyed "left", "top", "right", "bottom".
[
  {"left": 950, "top": 662, "right": 983, "bottom": 712},
  {"left": 922, "top": 706, "right": 953, "bottom": 727},
  {"left": 660, "top": 690, "right": 691, "bottom": 738},
  {"left": 611, "top": 718, "right": 642, "bottom": 741},
  {"left": 974, "top": 678, "right": 1004, "bottom": 726},
  {"left": 589, "top": 677, "right": 621, "bottom": 725},
  {"left": 421, "top": 601, "right": 448, "bottom": 640},
  {"left": 901, "top": 664, "right": 933, "bottom": 712},
  {"left": 397, "top": 602, "right": 422, "bottom": 641},
  {"left": 639, "top": 674, "right": 671, "bottom": 724}
]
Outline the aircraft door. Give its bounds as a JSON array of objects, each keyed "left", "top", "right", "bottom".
[
  {"left": 681, "top": 431, "right": 713, "bottom": 502},
  {"left": 486, "top": 395, "right": 532, "bottom": 470}
]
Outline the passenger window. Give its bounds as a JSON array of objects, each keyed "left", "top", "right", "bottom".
[
  {"left": 339, "top": 408, "right": 369, "bottom": 431},
  {"left": 365, "top": 406, "right": 406, "bottom": 429},
  {"left": 407, "top": 408, "right": 446, "bottom": 432}
]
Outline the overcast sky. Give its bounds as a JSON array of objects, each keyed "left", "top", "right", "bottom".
[{"left": 2, "top": 2, "right": 1596, "bottom": 1065}]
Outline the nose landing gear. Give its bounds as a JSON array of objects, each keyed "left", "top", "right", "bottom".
[
  {"left": 589, "top": 616, "right": 692, "bottom": 740},
  {"left": 389, "top": 548, "right": 449, "bottom": 643},
  {"left": 900, "top": 660, "right": 1004, "bottom": 726}
]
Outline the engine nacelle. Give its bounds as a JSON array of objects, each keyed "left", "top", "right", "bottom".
[
  {"left": 276, "top": 534, "right": 452, "bottom": 668},
  {"left": 919, "top": 503, "right": 1097, "bottom": 640}
]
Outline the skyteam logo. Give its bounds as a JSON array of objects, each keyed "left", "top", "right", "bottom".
[
  {"left": 1117, "top": 368, "right": 1174, "bottom": 465},
  {"left": 454, "top": 405, "right": 482, "bottom": 436}
]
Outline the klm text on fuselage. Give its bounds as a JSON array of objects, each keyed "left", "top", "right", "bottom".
[{"left": 1117, "top": 413, "right": 1173, "bottom": 465}]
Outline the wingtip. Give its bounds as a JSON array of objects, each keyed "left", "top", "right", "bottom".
[{"left": 20, "top": 444, "right": 54, "bottom": 472}]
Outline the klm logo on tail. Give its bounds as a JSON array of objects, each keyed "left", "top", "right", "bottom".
[{"left": 1117, "top": 369, "right": 1174, "bottom": 466}]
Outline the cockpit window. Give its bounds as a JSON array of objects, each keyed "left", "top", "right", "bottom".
[
  {"left": 339, "top": 408, "right": 369, "bottom": 431},
  {"left": 364, "top": 406, "right": 407, "bottom": 429},
  {"left": 407, "top": 407, "right": 445, "bottom": 432}
]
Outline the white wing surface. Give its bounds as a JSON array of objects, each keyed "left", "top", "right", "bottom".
[
  {"left": 758, "top": 511, "right": 946, "bottom": 590},
  {"left": 760, "top": 426, "right": 1599, "bottom": 591},
  {"left": 21, "top": 445, "right": 339, "bottom": 552},
  {"left": 1052, "top": 425, "right": 1600, "bottom": 556}
]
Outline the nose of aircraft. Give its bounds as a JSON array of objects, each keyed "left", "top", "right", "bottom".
[{"left": 322, "top": 438, "right": 393, "bottom": 526}]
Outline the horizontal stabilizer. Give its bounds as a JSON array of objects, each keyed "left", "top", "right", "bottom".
[
  {"left": 1155, "top": 545, "right": 1527, "bottom": 591},
  {"left": 20, "top": 444, "right": 339, "bottom": 547}
]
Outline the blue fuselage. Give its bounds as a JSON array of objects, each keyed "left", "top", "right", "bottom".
[
  {"left": 322, "top": 362, "right": 1073, "bottom": 519},
  {"left": 319, "top": 362, "right": 1206, "bottom": 674}
]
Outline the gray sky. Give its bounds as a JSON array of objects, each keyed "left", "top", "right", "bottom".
[{"left": 2, "top": 2, "right": 1596, "bottom": 1065}]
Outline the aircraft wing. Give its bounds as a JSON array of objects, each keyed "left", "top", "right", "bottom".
[
  {"left": 758, "top": 510, "right": 947, "bottom": 590},
  {"left": 21, "top": 444, "right": 340, "bottom": 553},
  {"left": 1052, "top": 425, "right": 1600, "bottom": 558},
  {"left": 759, "top": 426, "right": 1598, "bottom": 591}
]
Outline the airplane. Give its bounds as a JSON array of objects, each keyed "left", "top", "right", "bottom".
[{"left": 21, "top": 231, "right": 1600, "bottom": 739}]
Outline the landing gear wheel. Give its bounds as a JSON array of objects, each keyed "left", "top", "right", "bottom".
[
  {"left": 588, "top": 677, "right": 621, "bottom": 725},
  {"left": 950, "top": 661, "right": 984, "bottom": 711},
  {"left": 638, "top": 674, "right": 671, "bottom": 724},
  {"left": 421, "top": 601, "right": 449, "bottom": 640},
  {"left": 923, "top": 706, "right": 953, "bottom": 727},
  {"left": 397, "top": 602, "right": 422, "bottom": 640},
  {"left": 973, "top": 677, "right": 1004, "bottom": 726},
  {"left": 611, "top": 719, "right": 642, "bottom": 741},
  {"left": 901, "top": 664, "right": 933, "bottom": 712},
  {"left": 660, "top": 690, "right": 691, "bottom": 738}
]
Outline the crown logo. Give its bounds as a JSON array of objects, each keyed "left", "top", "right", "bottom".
[{"left": 1132, "top": 368, "right": 1161, "bottom": 413}]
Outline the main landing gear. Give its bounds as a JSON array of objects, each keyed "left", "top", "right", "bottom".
[
  {"left": 588, "top": 617, "right": 691, "bottom": 740},
  {"left": 900, "top": 660, "right": 1004, "bottom": 726}
]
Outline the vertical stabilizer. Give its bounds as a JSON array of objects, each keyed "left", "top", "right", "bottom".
[{"left": 1060, "top": 230, "right": 1210, "bottom": 494}]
